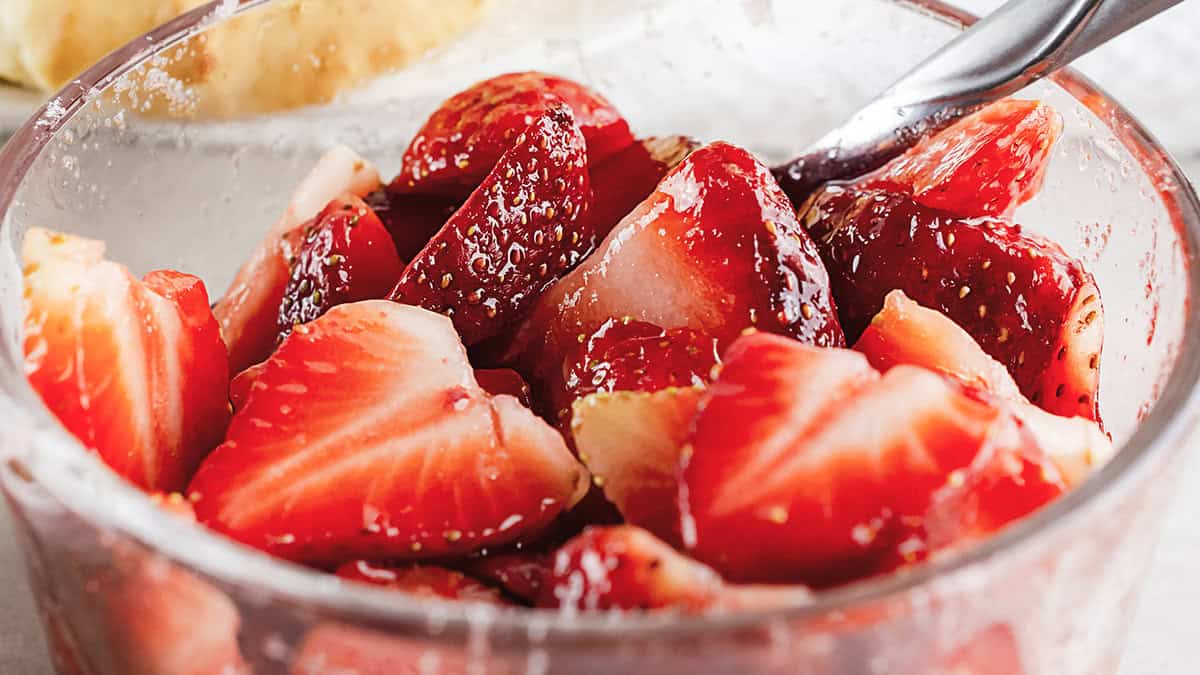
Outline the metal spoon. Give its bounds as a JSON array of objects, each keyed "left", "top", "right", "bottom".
[{"left": 773, "top": 0, "right": 1187, "bottom": 204}]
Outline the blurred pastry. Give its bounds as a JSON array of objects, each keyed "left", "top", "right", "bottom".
[{"left": 0, "top": 0, "right": 487, "bottom": 117}]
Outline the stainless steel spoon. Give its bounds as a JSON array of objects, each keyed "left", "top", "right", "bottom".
[{"left": 773, "top": 0, "right": 1187, "bottom": 204}]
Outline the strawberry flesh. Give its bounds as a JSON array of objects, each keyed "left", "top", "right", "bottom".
[
  {"left": 336, "top": 560, "right": 505, "bottom": 604},
  {"left": 276, "top": 194, "right": 403, "bottom": 341},
  {"left": 24, "top": 228, "right": 230, "bottom": 492},
  {"left": 507, "top": 141, "right": 844, "bottom": 413},
  {"left": 189, "top": 301, "right": 588, "bottom": 565},
  {"left": 863, "top": 99, "right": 1062, "bottom": 220},
  {"left": 390, "top": 103, "right": 594, "bottom": 345},
  {"left": 679, "top": 332, "right": 1064, "bottom": 586},
  {"left": 392, "top": 71, "right": 631, "bottom": 198},
  {"left": 802, "top": 186, "right": 1102, "bottom": 421}
]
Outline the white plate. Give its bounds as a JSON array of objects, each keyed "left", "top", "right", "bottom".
[{"left": 0, "top": 83, "right": 41, "bottom": 135}]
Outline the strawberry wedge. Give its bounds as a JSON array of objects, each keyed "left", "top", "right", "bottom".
[
  {"left": 189, "top": 301, "right": 588, "bottom": 565},
  {"left": 215, "top": 146, "right": 382, "bottom": 373},
  {"left": 679, "top": 332, "right": 1064, "bottom": 586},
  {"left": 855, "top": 290, "right": 1112, "bottom": 485},
  {"left": 802, "top": 186, "right": 1103, "bottom": 421},
  {"left": 336, "top": 560, "right": 505, "bottom": 604},
  {"left": 24, "top": 228, "right": 230, "bottom": 492}
]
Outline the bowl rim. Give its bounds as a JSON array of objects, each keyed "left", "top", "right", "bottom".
[{"left": 2, "top": 0, "right": 1199, "bottom": 644}]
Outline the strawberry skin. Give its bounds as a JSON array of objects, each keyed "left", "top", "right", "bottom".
[
  {"left": 508, "top": 141, "right": 844, "bottom": 411},
  {"left": 390, "top": 103, "right": 594, "bottom": 345},
  {"left": 276, "top": 194, "right": 403, "bottom": 340},
  {"left": 802, "top": 186, "right": 1102, "bottom": 421},
  {"left": 864, "top": 99, "right": 1062, "bottom": 220},
  {"left": 855, "top": 290, "right": 1112, "bottom": 485},
  {"left": 189, "top": 301, "right": 588, "bottom": 566},
  {"left": 364, "top": 188, "right": 460, "bottom": 262},
  {"left": 24, "top": 228, "right": 230, "bottom": 492},
  {"left": 473, "top": 367, "right": 533, "bottom": 408},
  {"left": 336, "top": 560, "right": 505, "bottom": 604},
  {"left": 457, "top": 551, "right": 552, "bottom": 605},
  {"left": 393, "top": 71, "right": 632, "bottom": 198},
  {"left": 679, "top": 332, "right": 1064, "bottom": 586},
  {"left": 538, "top": 526, "right": 726, "bottom": 612},
  {"left": 215, "top": 147, "right": 381, "bottom": 373}
]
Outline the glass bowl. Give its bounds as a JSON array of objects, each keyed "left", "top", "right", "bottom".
[{"left": 2, "top": 1, "right": 1198, "bottom": 673}]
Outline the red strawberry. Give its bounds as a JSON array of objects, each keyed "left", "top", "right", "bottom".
[
  {"left": 215, "top": 147, "right": 381, "bottom": 373},
  {"left": 473, "top": 368, "right": 533, "bottom": 408},
  {"left": 863, "top": 99, "right": 1062, "bottom": 220},
  {"left": 571, "top": 387, "right": 703, "bottom": 538},
  {"left": 335, "top": 560, "right": 505, "bottom": 604},
  {"left": 364, "top": 188, "right": 460, "bottom": 261},
  {"left": 855, "top": 291, "right": 1112, "bottom": 485},
  {"left": 457, "top": 551, "right": 552, "bottom": 605},
  {"left": 589, "top": 135, "right": 699, "bottom": 240},
  {"left": 802, "top": 186, "right": 1103, "bottom": 421},
  {"left": 23, "top": 228, "right": 230, "bottom": 492},
  {"left": 538, "top": 526, "right": 725, "bottom": 612},
  {"left": 276, "top": 194, "right": 403, "bottom": 340},
  {"left": 552, "top": 318, "right": 719, "bottom": 419},
  {"left": 938, "top": 625, "right": 1024, "bottom": 675},
  {"left": 293, "top": 625, "right": 472, "bottom": 675},
  {"left": 228, "top": 361, "right": 266, "bottom": 410},
  {"left": 538, "top": 525, "right": 813, "bottom": 612},
  {"left": 389, "top": 103, "right": 594, "bottom": 345},
  {"left": 392, "top": 71, "right": 632, "bottom": 198},
  {"left": 189, "top": 301, "right": 589, "bottom": 566},
  {"left": 507, "top": 142, "right": 844, "bottom": 412},
  {"left": 679, "top": 332, "right": 1064, "bottom": 586}
]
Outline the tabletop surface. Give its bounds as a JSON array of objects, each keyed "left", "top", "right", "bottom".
[{"left": 2, "top": 1, "right": 1199, "bottom": 673}]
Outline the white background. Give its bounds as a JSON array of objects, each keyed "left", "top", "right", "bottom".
[{"left": 1, "top": 1, "right": 1198, "bottom": 673}]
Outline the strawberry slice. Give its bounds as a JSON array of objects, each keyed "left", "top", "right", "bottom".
[
  {"left": 507, "top": 142, "right": 844, "bottom": 411},
  {"left": 679, "top": 332, "right": 1064, "bottom": 586},
  {"left": 538, "top": 525, "right": 726, "bottom": 612},
  {"left": 939, "top": 625, "right": 1024, "bottom": 675},
  {"left": 538, "top": 525, "right": 812, "bottom": 612},
  {"left": 863, "top": 99, "right": 1062, "bottom": 220},
  {"left": 23, "top": 228, "right": 230, "bottom": 492},
  {"left": 589, "top": 135, "right": 699, "bottom": 241},
  {"left": 551, "top": 319, "right": 719, "bottom": 419},
  {"left": 389, "top": 103, "right": 594, "bottom": 345},
  {"left": 571, "top": 387, "right": 703, "bottom": 539},
  {"left": 335, "top": 560, "right": 505, "bottom": 604},
  {"left": 855, "top": 291, "right": 1112, "bottom": 485},
  {"left": 215, "top": 146, "right": 381, "bottom": 373},
  {"left": 802, "top": 186, "right": 1103, "bottom": 421},
  {"left": 457, "top": 551, "right": 553, "bottom": 605},
  {"left": 189, "top": 301, "right": 589, "bottom": 566},
  {"left": 364, "top": 188, "right": 460, "bottom": 261},
  {"left": 392, "top": 71, "right": 632, "bottom": 198},
  {"left": 473, "top": 367, "right": 533, "bottom": 408},
  {"left": 276, "top": 194, "right": 403, "bottom": 340}
]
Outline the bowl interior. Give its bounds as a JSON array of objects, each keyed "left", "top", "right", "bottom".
[{"left": 0, "top": 0, "right": 1195, "bottom": 634}]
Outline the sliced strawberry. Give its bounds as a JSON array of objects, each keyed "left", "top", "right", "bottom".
[
  {"left": 589, "top": 135, "right": 699, "bottom": 241},
  {"left": 23, "top": 228, "right": 230, "bottom": 492},
  {"left": 508, "top": 142, "right": 844, "bottom": 411},
  {"left": 149, "top": 492, "right": 197, "bottom": 520},
  {"left": 538, "top": 526, "right": 725, "bottom": 612},
  {"left": 457, "top": 551, "right": 552, "bottom": 605},
  {"left": 551, "top": 318, "right": 719, "bottom": 419},
  {"left": 364, "top": 188, "right": 460, "bottom": 261},
  {"left": 389, "top": 103, "right": 594, "bottom": 345},
  {"left": 215, "top": 147, "right": 381, "bottom": 373},
  {"left": 293, "top": 625, "right": 471, "bottom": 675},
  {"left": 938, "top": 625, "right": 1025, "bottom": 675},
  {"left": 855, "top": 291, "right": 1112, "bottom": 485},
  {"left": 679, "top": 332, "right": 1064, "bottom": 585},
  {"left": 276, "top": 194, "right": 403, "bottom": 341},
  {"left": 189, "top": 301, "right": 589, "bottom": 566},
  {"left": 571, "top": 387, "right": 704, "bottom": 539},
  {"left": 228, "top": 361, "right": 266, "bottom": 411},
  {"left": 863, "top": 99, "right": 1062, "bottom": 220},
  {"left": 335, "top": 560, "right": 505, "bottom": 604},
  {"left": 473, "top": 367, "right": 533, "bottom": 408},
  {"left": 392, "top": 71, "right": 632, "bottom": 198},
  {"left": 802, "top": 186, "right": 1103, "bottom": 421}
]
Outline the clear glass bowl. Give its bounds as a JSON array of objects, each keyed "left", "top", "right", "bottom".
[{"left": 1, "top": 1, "right": 1198, "bottom": 673}]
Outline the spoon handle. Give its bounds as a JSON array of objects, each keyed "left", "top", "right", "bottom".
[{"left": 774, "top": 0, "right": 1186, "bottom": 203}]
